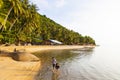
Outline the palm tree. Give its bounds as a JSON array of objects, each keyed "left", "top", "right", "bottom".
[
  {"left": 0, "top": 0, "right": 3, "bottom": 8},
  {"left": 0, "top": 0, "right": 25, "bottom": 31},
  {"left": 15, "top": 1, "right": 40, "bottom": 43},
  {"left": 17, "top": 3, "right": 39, "bottom": 33}
]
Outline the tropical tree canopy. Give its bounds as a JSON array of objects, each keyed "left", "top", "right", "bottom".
[{"left": 0, "top": 0, "right": 96, "bottom": 45}]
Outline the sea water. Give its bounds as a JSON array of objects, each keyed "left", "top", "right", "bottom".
[{"left": 34, "top": 45, "right": 120, "bottom": 80}]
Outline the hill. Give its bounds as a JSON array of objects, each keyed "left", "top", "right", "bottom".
[{"left": 0, "top": 0, "right": 95, "bottom": 45}]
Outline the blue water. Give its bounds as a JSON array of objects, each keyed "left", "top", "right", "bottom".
[{"left": 35, "top": 46, "right": 120, "bottom": 80}]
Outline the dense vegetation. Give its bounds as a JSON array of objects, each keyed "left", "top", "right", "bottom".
[{"left": 0, "top": 0, "right": 95, "bottom": 45}]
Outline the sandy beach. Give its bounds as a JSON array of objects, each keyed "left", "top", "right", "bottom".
[
  {"left": 0, "top": 45, "right": 93, "bottom": 53},
  {"left": 0, "top": 57, "right": 40, "bottom": 80},
  {"left": 0, "top": 45, "right": 95, "bottom": 80}
]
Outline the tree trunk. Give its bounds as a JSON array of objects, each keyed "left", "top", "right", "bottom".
[
  {"left": 9, "top": 17, "right": 17, "bottom": 31},
  {"left": 2, "top": 6, "right": 13, "bottom": 31}
]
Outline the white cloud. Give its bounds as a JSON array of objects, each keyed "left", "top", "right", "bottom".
[
  {"left": 30, "top": 0, "right": 49, "bottom": 9},
  {"left": 30, "top": 0, "right": 120, "bottom": 45},
  {"left": 55, "top": 0, "right": 66, "bottom": 8},
  {"left": 55, "top": 0, "right": 120, "bottom": 45}
]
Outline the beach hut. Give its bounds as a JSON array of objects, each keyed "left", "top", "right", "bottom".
[
  {"left": 42, "top": 39, "right": 63, "bottom": 45},
  {"left": 49, "top": 39, "right": 62, "bottom": 45}
]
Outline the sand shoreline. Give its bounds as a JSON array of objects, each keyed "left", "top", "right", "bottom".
[
  {"left": 0, "top": 45, "right": 95, "bottom": 80},
  {"left": 0, "top": 45, "right": 95, "bottom": 53}
]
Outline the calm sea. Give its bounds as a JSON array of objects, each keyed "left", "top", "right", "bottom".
[{"left": 34, "top": 45, "right": 120, "bottom": 80}]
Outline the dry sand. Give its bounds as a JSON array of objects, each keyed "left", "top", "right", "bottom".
[
  {"left": 0, "top": 57, "right": 40, "bottom": 80},
  {"left": 0, "top": 45, "right": 95, "bottom": 80},
  {"left": 0, "top": 45, "right": 93, "bottom": 53}
]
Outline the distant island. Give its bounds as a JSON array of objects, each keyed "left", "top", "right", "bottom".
[{"left": 0, "top": 0, "right": 95, "bottom": 46}]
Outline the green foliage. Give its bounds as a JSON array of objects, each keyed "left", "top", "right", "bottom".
[
  {"left": 38, "top": 15, "right": 95, "bottom": 45},
  {"left": 0, "top": 0, "right": 96, "bottom": 45},
  {"left": 0, "top": 34, "right": 3, "bottom": 44}
]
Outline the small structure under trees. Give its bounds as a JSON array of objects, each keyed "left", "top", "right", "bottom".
[{"left": 42, "top": 39, "right": 63, "bottom": 45}]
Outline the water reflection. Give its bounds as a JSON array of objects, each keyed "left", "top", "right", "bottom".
[
  {"left": 51, "top": 69, "right": 60, "bottom": 80},
  {"left": 34, "top": 46, "right": 120, "bottom": 80},
  {"left": 34, "top": 48, "right": 94, "bottom": 80},
  {"left": 34, "top": 49, "right": 82, "bottom": 65}
]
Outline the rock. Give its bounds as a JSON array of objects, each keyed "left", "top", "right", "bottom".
[{"left": 11, "top": 52, "right": 39, "bottom": 62}]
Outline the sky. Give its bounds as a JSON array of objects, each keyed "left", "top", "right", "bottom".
[{"left": 30, "top": 0, "right": 120, "bottom": 46}]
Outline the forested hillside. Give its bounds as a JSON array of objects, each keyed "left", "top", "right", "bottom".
[{"left": 0, "top": 0, "right": 95, "bottom": 45}]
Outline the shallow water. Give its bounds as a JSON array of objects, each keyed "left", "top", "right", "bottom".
[{"left": 34, "top": 46, "right": 120, "bottom": 80}]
